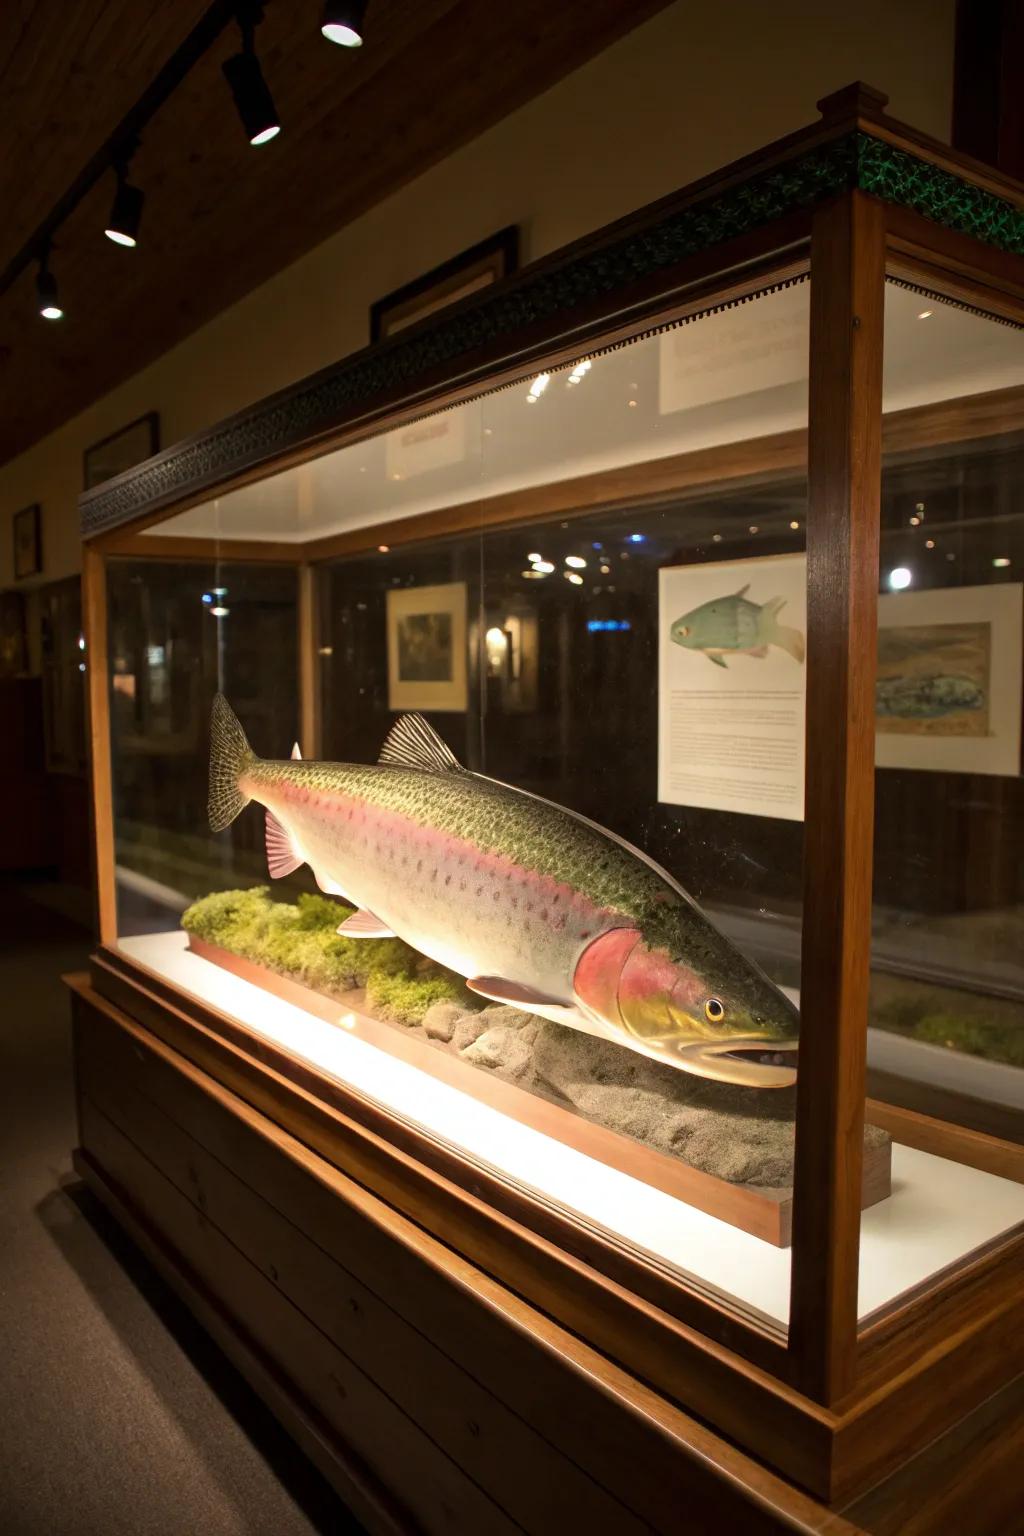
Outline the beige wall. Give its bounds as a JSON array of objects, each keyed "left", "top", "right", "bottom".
[{"left": 0, "top": 0, "right": 955, "bottom": 610}]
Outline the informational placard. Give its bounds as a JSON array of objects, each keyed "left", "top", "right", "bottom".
[
  {"left": 384, "top": 406, "right": 468, "bottom": 481},
  {"left": 658, "top": 555, "right": 807, "bottom": 821},
  {"left": 658, "top": 283, "right": 809, "bottom": 416}
]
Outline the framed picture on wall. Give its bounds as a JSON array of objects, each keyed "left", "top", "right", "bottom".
[
  {"left": 370, "top": 227, "right": 519, "bottom": 343},
  {"left": 13, "top": 503, "right": 42, "bottom": 580},
  {"left": 387, "top": 581, "right": 468, "bottom": 713},
  {"left": 83, "top": 411, "right": 160, "bottom": 491}
]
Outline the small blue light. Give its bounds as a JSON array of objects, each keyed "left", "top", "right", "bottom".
[
  {"left": 587, "top": 619, "right": 632, "bottom": 633},
  {"left": 591, "top": 541, "right": 603, "bottom": 551},
  {"left": 628, "top": 533, "right": 645, "bottom": 544},
  {"left": 201, "top": 593, "right": 213, "bottom": 604}
]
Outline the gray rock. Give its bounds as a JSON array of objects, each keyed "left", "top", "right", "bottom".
[
  {"left": 423, "top": 1001, "right": 461, "bottom": 1042},
  {"left": 398, "top": 999, "right": 884, "bottom": 1189},
  {"left": 462, "top": 1026, "right": 534, "bottom": 1080}
]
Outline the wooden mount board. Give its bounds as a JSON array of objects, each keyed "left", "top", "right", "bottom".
[{"left": 188, "top": 935, "right": 892, "bottom": 1250}]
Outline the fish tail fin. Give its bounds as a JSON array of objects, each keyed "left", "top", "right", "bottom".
[
  {"left": 209, "top": 694, "right": 256, "bottom": 832},
  {"left": 761, "top": 597, "right": 805, "bottom": 664}
]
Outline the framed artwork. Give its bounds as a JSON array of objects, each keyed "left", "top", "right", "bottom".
[
  {"left": 387, "top": 582, "right": 468, "bottom": 713},
  {"left": 875, "top": 581, "right": 1023, "bottom": 776},
  {"left": 0, "top": 590, "right": 27, "bottom": 675},
  {"left": 370, "top": 227, "right": 519, "bottom": 344},
  {"left": 83, "top": 411, "right": 160, "bottom": 491},
  {"left": 13, "top": 503, "right": 42, "bottom": 580}
]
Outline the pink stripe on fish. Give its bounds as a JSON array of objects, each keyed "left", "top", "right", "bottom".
[{"left": 267, "top": 775, "right": 612, "bottom": 935}]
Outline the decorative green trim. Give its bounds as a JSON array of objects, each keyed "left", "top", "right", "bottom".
[
  {"left": 855, "top": 134, "right": 1024, "bottom": 256},
  {"left": 81, "top": 130, "right": 1022, "bottom": 538}
]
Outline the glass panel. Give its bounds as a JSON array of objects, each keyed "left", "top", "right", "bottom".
[
  {"left": 859, "top": 283, "right": 1024, "bottom": 1324},
  {"left": 107, "top": 282, "right": 813, "bottom": 1332}
]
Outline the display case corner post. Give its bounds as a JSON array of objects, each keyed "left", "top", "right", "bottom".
[
  {"left": 790, "top": 188, "right": 885, "bottom": 1405},
  {"left": 82, "top": 541, "right": 117, "bottom": 948}
]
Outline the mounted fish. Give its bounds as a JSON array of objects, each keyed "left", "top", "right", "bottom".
[
  {"left": 208, "top": 695, "right": 799, "bottom": 1086},
  {"left": 671, "top": 585, "right": 805, "bottom": 668}
]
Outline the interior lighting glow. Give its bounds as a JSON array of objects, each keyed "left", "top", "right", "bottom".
[
  {"left": 564, "top": 572, "right": 583, "bottom": 585},
  {"left": 917, "top": 309, "right": 933, "bottom": 319},
  {"left": 566, "top": 359, "right": 592, "bottom": 387},
  {"left": 36, "top": 262, "right": 62, "bottom": 320},
  {"left": 712, "top": 533, "right": 722, "bottom": 543},
  {"left": 925, "top": 539, "right": 935, "bottom": 549},
  {"left": 993, "top": 557, "right": 1011, "bottom": 568},
  {"left": 378, "top": 544, "right": 390, "bottom": 552},
  {"left": 628, "top": 534, "right": 645, "bottom": 544},
  {"left": 587, "top": 619, "right": 631, "bottom": 632},
  {"left": 77, "top": 635, "right": 86, "bottom": 650},
  {"left": 532, "top": 560, "right": 554, "bottom": 574},
  {"left": 527, "top": 552, "right": 542, "bottom": 563},
  {"left": 210, "top": 605, "right": 230, "bottom": 618},
  {"left": 909, "top": 515, "right": 920, "bottom": 526},
  {"left": 521, "top": 569, "right": 544, "bottom": 579},
  {"left": 888, "top": 567, "right": 912, "bottom": 591},
  {"left": 599, "top": 564, "right": 610, "bottom": 574},
  {"left": 789, "top": 520, "right": 800, "bottom": 530},
  {"left": 526, "top": 372, "right": 551, "bottom": 403},
  {"left": 565, "top": 555, "right": 586, "bottom": 569},
  {"left": 749, "top": 525, "right": 759, "bottom": 534}
]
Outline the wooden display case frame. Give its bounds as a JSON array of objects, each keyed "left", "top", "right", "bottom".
[{"left": 74, "top": 83, "right": 1024, "bottom": 1519}]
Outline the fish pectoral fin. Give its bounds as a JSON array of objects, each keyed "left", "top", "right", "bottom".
[
  {"left": 336, "top": 909, "right": 396, "bottom": 938},
  {"left": 265, "top": 810, "right": 304, "bottom": 879},
  {"left": 468, "top": 976, "right": 567, "bottom": 1010},
  {"left": 468, "top": 976, "right": 592, "bottom": 1031},
  {"left": 379, "top": 713, "right": 465, "bottom": 773}
]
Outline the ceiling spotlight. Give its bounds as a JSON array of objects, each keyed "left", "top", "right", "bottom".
[
  {"left": 532, "top": 559, "right": 555, "bottom": 574},
  {"left": 565, "top": 555, "right": 587, "bottom": 569},
  {"left": 888, "top": 567, "right": 912, "bottom": 591},
  {"left": 526, "top": 372, "right": 551, "bottom": 403},
  {"left": 223, "top": 5, "right": 280, "bottom": 146},
  {"left": 105, "top": 172, "right": 144, "bottom": 248},
  {"left": 36, "top": 255, "right": 62, "bottom": 320},
  {"left": 322, "top": 0, "right": 367, "bottom": 46},
  {"left": 564, "top": 572, "right": 583, "bottom": 585}
]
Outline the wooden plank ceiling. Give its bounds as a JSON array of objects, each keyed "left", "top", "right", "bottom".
[{"left": 0, "top": 0, "right": 670, "bottom": 468}]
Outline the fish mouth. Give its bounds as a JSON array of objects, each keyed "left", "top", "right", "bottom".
[{"left": 675, "top": 1037, "right": 799, "bottom": 1088}]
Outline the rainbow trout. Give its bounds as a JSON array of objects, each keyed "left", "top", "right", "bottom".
[{"left": 209, "top": 695, "right": 798, "bottom": 1086}]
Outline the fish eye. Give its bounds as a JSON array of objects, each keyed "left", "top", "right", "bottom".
[
  {"left": 704, "top": 997, "right": 725, "bottom": 1023},
  {"left": 677, "top": 625, "right": 690, "bottom": 637}
]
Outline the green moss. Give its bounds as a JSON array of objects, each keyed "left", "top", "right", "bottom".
[
  {"left": 366, "top": 969, "right": 473, "bottom": 1026},
  {"left": 181, "top": 886, "right": 478, "bottom": 1027},
  {"left": 913, "top": 1013, "right": 1024, "bottom": 1069}
]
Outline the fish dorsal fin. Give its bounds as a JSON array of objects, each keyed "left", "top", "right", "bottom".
[
  {"left": 379, "top": 713, "right": 463, "bottom": 773},
  {"left": 291, "top": 742, "right": 302, "bottom": 760},
  {"left": 734, "top": 584, "right": 750, "bottom": 598},
  {"left": 265, "top": 809, "right": 303, "bottom": 878}
]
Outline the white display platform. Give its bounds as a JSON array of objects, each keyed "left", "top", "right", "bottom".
[{"left": 118, "top": 931, "right": 1024, "bottom": 1329}]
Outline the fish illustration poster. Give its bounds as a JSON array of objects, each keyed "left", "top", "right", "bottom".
[{"left": 658, "top": 554, "right": 807, "bottom": 821}]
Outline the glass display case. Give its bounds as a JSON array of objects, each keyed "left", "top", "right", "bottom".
[{"left": 72, "top": 85, "right": 1024, "bottom": 1522}]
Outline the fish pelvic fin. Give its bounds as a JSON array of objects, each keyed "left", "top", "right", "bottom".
[
  {"left": 209, "top": 694, "right": 256, "bottom": 833},
  {"left": 760, "top": 597, "right": 805, "bottom": 664},
  {"left": 706, "top": 651, "right": 728, "bottom": 668}
]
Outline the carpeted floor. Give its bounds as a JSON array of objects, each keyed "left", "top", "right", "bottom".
[{"left": 0, "top": 878, "right": 360, "bottom": 1535}]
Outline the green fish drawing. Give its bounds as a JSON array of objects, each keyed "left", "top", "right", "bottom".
[
  {"left": 208, "top": 696, "right": 799, "bottom": 1087},
  {"left": 670, "top": 585, "right": 805, "bottom": 668}
]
